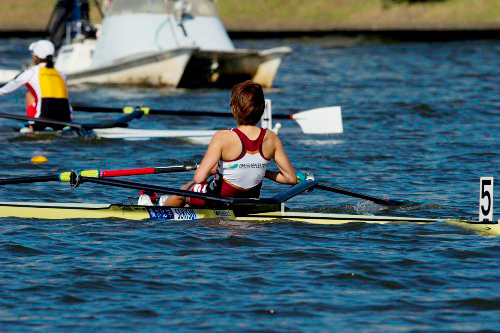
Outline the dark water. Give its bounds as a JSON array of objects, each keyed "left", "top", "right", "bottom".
[{"left": 0, "top": 37, "right": 499, "bottom": 332}]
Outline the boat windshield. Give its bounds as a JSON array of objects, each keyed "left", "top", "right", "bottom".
[{"left": 107, "top": 0, "right": 219, "bottom": 17}]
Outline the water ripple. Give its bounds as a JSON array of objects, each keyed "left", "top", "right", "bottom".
[{"left": 0, "top": 37, "right": 499, "bottom": 332}]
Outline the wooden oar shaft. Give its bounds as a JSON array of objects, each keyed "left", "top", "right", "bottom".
[{"left": 315, "top": 184, "right": 411, "bottom": 206}]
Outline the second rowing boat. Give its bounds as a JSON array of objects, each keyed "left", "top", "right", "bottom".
[{"left": 0, "top": 100, "right": 343, "bottom": 143}]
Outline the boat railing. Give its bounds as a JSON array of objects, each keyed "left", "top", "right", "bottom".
[{"left": 106, "top": 0, "right": 219, "bottom": 17}]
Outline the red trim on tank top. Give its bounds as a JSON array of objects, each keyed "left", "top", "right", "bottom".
[
  {"left": 222, "top": 128, "right": 270, "bottom": 162},
  {"left": 221, "top": 128, "right": 245, "bottom": 162},
  {"left": 25, "top": 83, "right": 38, "bottom": 117},
  {"left": 257, "top": 129, "right": 271, "bottom": 161}
]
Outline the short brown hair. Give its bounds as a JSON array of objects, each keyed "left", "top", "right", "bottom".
[{"left": 230, "top": 80, "right": 265, "bottom": 126}]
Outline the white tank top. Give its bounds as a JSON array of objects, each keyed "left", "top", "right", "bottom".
[{"left": 210, "top": 128, "right": 270, "bottom": 197}]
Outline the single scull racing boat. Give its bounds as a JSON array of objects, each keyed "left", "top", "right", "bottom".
[
  {"left": 0, "top": 201, "right": 497, "bottom": 236},
  {"left": 0, "top": 170, "right": 497, "bottom": 236}
]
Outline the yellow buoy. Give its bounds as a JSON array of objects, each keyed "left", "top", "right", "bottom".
[{"left": 31, "top": 155, "right": 48, "bottom": 164}]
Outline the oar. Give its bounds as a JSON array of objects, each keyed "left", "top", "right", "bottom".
[
  {"left": 0, "top": 175, "right": 60, "bottom": 186},
  {"left": 0, "top": 112, "right": 84, "bottom": 130},
  {"left": 0, "top": 168, "right": 280, "bottom": 206},
  {"left": 0, "top": 171, "right": 229, "bottom": 204},
  {"left": 0, "top": 164, "right": 198, "bottom": 186},
  {"left": 59, "top": 164, "right": 198, "bottom": 180},
  {"left": 0, "top": 110, "right": 144, "bottom": 132},
  {"left": 73, "top": 176, "right": 290, "bottom": 206},
  {"left": 79, "top": 176, "right": 234, "bottom": 204},
  {"left": 315, "top": 183, "right": 414, "bottom": 206},
  {"left": 72, "top": 105, "right": 343, "bottom": 134},
  {"left": 81, "top": 110, "right": 144, "bottom": 129}
]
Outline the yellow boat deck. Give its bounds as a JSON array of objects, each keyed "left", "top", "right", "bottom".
[{"left": 0, "top": 202, "right": 498, "bottom": 236}]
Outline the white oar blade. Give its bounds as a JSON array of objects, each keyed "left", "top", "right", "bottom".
[
  {"left": 0, "top": 69, "right": 21, "bottom": 84},
  {"left": 291, "top": 106, "right": 343, "bottom": 134}
]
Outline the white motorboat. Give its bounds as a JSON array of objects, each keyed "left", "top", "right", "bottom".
[
  {"left": 0, "top": 0, "right": 291, "bottom": 88},
  {"left": 55, "top": 0, "right": 291, "bottom": 88}
]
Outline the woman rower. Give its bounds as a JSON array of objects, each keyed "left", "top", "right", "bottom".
[
  {"left": 139, "top": 80, "right": 303, "bottom": 207},
  {"left": 0, "top": 40, "right": 72, "bottom": 132}
]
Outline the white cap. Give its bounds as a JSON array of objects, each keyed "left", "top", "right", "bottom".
[{"left": 29, "top": 40, "right": 55, "bottom": 59}]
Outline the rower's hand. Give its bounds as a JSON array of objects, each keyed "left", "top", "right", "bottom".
[{"left": 296, "top": 171, "right": 314, "bottom": 184}]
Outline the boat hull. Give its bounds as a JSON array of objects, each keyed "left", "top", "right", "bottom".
[
  {"left": 178, "top": 47, "right": 292, "bottom": 88},
  {"left": 1, "top": 201, "right": 498, "bottom": 236},
  {"left": 242, "top": 211, "right": 500, "bottom": 236},
  {"left": 0, "top": 202, "right": 233, "bottom": 220},
  {"left": 3, "top": 128, "right": 214, "bottom": 144},
  {"left": 56, "top": 0, "right": 290, "bottom": 88},
  {"left": 66, "top": 47, "right": 195, "bottom": 86},
  {"left": 93, "top": 127, "right": 216, "bottom": 144}
]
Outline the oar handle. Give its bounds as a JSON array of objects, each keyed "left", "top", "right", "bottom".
[
  {"left": 101, "top": 168, "right": 156, "bottom": 177},
  {"left": 100, "top": 165, "right": 198, "bottom": 177},
  {"left": 59, "top": 164, "right": 198, "bottom": 181}
]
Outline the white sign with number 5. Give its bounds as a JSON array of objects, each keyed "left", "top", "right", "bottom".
[{"left": 479, "top": 177, "right": 494, "bottom": 222}]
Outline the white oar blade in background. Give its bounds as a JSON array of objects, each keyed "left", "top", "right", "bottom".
[
  {"left": 93, "top": 127, "right": 216, "bottom": 144},
  {"left": 0, "top": 69, "right": 21, "bottom": 85},
  {"left": 291, "top": 106, "right": 343, "bottom": 134}
]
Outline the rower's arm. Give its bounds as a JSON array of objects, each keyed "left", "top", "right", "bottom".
[
  {"left": 265, "top": 134, "right": 296, "bottom": 184},
  {"left": 193, "top": 131, "right": 223, "bottom": 183},
  {"left": 0, "top": 70, "right": 31, "bottom": 96}
]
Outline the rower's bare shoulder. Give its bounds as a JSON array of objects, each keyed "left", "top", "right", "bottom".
[
  {"left": 210, "top": 130, "right": 236, "bottom": 144},
  {"left": 264, "top": 129, "right": 280, "bottom": 143},
  {"left": 213, "top": 129, "right": 236, "bottom": 139},
  {"left": 265, "top": 129, "right": 279, "bottom": 138}
]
